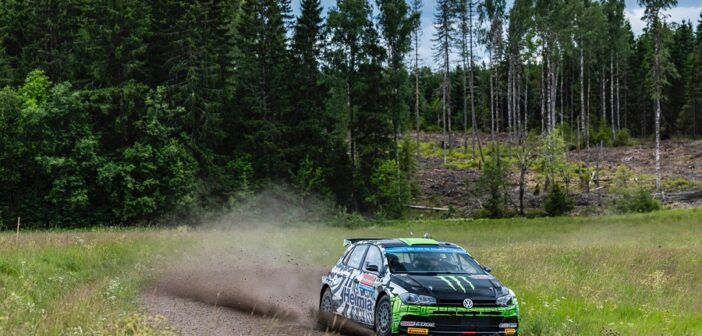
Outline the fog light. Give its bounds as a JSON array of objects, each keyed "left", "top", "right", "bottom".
[
  {"left": 407, "top": 327, "right": 429, "bottom": 335},
  {"left": 505, "top": 328, "right": 517, "bottom": 335}
]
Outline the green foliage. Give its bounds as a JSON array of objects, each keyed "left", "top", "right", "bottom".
[
  {"left": 544, "top": 184, "right": 574, "bottom": 216},
  {"left": 291, "top": 156, "right": 327, "bottom": 197},
  {"left": 615, "top": 187, "right": 661, "bottom": 213},
  {"left": 476, "top": 157, "right": 508, "bottom": 218},
  {"left": 97, "top": 87, "right": 198, "bottom": 223},
  {"left": 365, "top": 160, "right": 411, "bottom": 218},
  {"left": 613, "top": 128, "right": 631, "bottom": 146},
  {"left": 610, "top": 164, "right": 661, "bottom": 213},
  {"left": 540, "top": 130, "right": 567, "bottom": 190}
]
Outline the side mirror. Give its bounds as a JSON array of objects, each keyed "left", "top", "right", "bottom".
[
  {"left": 366, "top": 264, "right": 379, "bottom": 273},
  {"left": 482, "top": 265, "right": 492, "bottom": 273}
]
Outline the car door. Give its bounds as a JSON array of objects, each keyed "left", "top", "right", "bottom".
[
  {"left": 337, "top": 244, "right": 369, "bottom": 321},
  {"left": 355, "top": 245, "right": 385, "bottom": 325}
]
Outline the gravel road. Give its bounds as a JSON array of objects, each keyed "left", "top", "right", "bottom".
[{"left": 141, "top": 291, "right": 329, "bottom": 336}]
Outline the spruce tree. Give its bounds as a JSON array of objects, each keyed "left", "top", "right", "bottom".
[{"left": 231, "top": 0, "right": 290, "bottom": 178}]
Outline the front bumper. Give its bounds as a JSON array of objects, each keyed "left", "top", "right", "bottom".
[{"left": 391, "top": 297, "right": 520, "bottom": 335}]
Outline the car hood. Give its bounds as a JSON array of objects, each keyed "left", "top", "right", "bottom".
[{"left": 391, "top": 273, "right": 503, "bottom": 303}]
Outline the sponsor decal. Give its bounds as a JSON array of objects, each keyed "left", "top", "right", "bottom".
[
  {"left": 436, "top": 276, "right": 475, "bottom": 293},
  {"left": 359, "top": 273, "right": 377, "bottom": 286},
  {"left": 357, "top": 274, "right": 377, "bottom": 292},
  {"left": 400, "top": 321, "right": 436, "bottom": 327},
  {"left": 436, "top": 276, "right": 457, "bottom": 291},
  {"left": 384, "top": 246, "right": 465, "bottom": 253},
  {"left": 341, "top": 287, "right": 374, "bottom": 312}
]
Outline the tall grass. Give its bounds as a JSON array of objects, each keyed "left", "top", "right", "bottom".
[{"left": 0, "top": 228, "right": 188, "bottom": 335}]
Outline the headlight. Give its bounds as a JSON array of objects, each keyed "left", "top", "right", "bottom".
[
  {"left": 399, "top": 292, "right": 436, "bottom": 305},
  {"left": 496, "top": 287, "right": 515, "bottom": 307}
]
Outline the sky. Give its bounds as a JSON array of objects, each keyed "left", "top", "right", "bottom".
[{"left": 291, "top": 0, "right": 702, "bottom": 67}]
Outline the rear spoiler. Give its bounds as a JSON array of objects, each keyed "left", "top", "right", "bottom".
[{"left": 343, "top": 238, "right": 387, "bottom": 247}]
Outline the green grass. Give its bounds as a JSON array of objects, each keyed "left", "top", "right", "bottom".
[
  {"left": 0, "top": 228, "right": 188, "bottom": 335},
  {"left": 210, "top": 208, "right": 702, "bottom": 335},
  {"left": 2, "top": 209, "right": 701, "bottom": 335}
]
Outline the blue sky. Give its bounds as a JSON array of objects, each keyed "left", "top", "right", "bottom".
[{"left": 291, "top": 0, "right": 702, "bottom": 67}]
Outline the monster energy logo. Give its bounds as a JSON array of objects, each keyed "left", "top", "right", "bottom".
[{"left": 436, "top": 276, "right": 475, "bottom": 293}]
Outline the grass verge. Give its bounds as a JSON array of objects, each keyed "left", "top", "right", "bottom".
[{"left": 0, "top": 228, "right": 190, "bottom": 335}]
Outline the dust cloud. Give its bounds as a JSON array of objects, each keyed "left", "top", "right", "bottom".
[{"left": 147, "top": 188, "right": 374, "bottom": 335}]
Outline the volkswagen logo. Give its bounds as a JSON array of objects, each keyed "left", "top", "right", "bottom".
[{"left": 462, "top": 298, "right": 474, "bottom": 308}]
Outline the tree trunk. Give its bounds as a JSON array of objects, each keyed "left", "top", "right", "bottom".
[
  {"left": 491, "top": 49, "right": 496, "bottom": 141},
  {"left": 655, "top": 98, "right": 661, "bottom": 192},
  {"left": 508, "top": 55, "right": 513, "bottom": 158},
  {"left": 601, "top": 65, "right": 606, "bottom": 129},
  {"left": 616, "top": 58, "right": 621, "bottom": 131},
  {"left": 610, "top": 52, "right": 615, "bottom": 136},
  {"left": 442, "top": 70, "right": 447, "bottom": 164},
  {"left": 415, "top": 26, "right": 420, "bottom": 156},
  {"left": 540, "top": 62, "right": 545, "bottom": 134},
  {"left": 446, "top": 31, "right": 452, "bottom": 153},
  {"left": 580, "top": 46, "right": 587, "bottom": 146}
]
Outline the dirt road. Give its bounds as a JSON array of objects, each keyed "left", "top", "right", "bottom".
[
  {"left": 140, "top": 252, "right": 374, "bottom": 336},
  {"left": 141, "top": 291, "right": 329, "bottom": 336}
]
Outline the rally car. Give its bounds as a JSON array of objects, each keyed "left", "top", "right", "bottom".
[{"left": 319, "top": 238, "right": 519, "bottom": 335}]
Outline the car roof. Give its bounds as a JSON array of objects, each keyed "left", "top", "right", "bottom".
[{"left": 344, "top": 237, "right": 464, "bottom": 249}]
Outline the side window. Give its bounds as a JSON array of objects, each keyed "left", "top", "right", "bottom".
[
  {"left": 364, "top": 246, "right": 383, "bottom": 273},
  {"left": 347, "top": 245, "right": 369, "bottom": 269},
  {"left": 342, "top": 248, "right": 353, "bottom": 265}
]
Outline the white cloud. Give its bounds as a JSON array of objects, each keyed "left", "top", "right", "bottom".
[{"left": 626, "top": 6, "right": 702, "bottom": 36}]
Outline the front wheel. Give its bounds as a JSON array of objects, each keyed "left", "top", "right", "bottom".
[
  {"left": 317, "top": 288, "right": 334, "bottom": 331},
  {"left": 375, "top": 296, "right": 392, "bottom": 336}
]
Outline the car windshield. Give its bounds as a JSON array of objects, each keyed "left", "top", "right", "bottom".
[{"left": 384, "top": 247, "right": 485, "bottom": 275}]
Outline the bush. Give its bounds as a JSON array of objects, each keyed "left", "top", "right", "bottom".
[
  {"left": 365, "top": 160, "right": 411, "bottom": 218},
  {"left": 544, "top": 184, "right": 573, "bottom": 216},
  {"left": 613, "top": 128, "right": 631, "bottom": 146},
  {"left": 615, "top": 187, "right": 661, "bottom": 213},
  {"left": 476, "top": 157, "right": 508, "bottom": 218}
]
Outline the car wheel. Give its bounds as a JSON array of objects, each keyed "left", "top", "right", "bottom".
[
  {"left": 317, "top": 287, "right": 334, "bottom": 330},
  {"left": 375, "top": 296, "right": 393, "bottom": 336}
]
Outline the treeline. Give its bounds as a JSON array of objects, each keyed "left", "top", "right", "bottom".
[
  {"left": 416, "top": 0, "right": 702, "bottom": 145},
  {"left": 0, "top": 0, "right": 699, "bottom": 227},
  {"left": 0, "top": 0, "right": 419, "bottom": 228}
]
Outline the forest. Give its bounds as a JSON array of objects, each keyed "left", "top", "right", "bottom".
[{"left": 0, "top": 0, "right": 700, "bottom": 228}]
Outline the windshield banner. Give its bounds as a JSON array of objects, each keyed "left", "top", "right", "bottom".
[{"left": 384, "top": 246, "right": 466, "bottom": 253}]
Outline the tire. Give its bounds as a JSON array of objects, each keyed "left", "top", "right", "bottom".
[
  {"left": 374, "top": 296, "right": 393, "bottom": 336},
  {"left": 317, "top": 287, "right": 334, "bottom": 331}
]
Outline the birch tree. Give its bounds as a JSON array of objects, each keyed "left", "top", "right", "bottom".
[{"left": 639, "top": 0, "right": 678, "bottom": 193}]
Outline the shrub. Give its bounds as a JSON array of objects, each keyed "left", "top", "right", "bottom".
[
  {"left": 290, "top": 156, "right": 327, "bottom": 196},
  {"left": 544, "top": 184, "right": 573, "bottom": 216},
  {"left": 615, "top": 187, "right": 661, "bottom": 213},
  {"left": 476, "top": 157, "right": 508, "bottom": 218},
  {"left": 613, "top": 128, "right": 631, "bottom": 146},
  {"left": 365, "top": 160, "right": 411, "bottom": 218}
]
